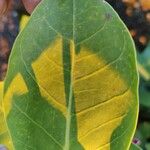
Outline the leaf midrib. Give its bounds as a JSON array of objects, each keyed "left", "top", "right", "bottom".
[{"left": 63, "top": 0, "right": 76, "bottom": 150}]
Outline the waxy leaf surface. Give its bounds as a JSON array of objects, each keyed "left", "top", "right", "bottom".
[{"left": 3, "top": 0, "right": 138, "bottom": 149}]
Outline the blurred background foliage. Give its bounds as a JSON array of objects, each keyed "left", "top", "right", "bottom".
[{"left": 0, "top": 0, "right": 150, "bottom": 149}]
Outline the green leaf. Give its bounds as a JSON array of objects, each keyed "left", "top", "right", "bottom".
[
  {"left": 130, "top": 143, "right": 142, "bottom": 150},
  {"left": 0, "top": 82, "right": 12, "bottom": 149},
  {"left": 138, "top": 44, "right": 150, "bottom": 81},
  {"left": 139, "top": 79, "right": 150, "bottom": 107},
  {"left": 145, "top": 143, "right": 150, "bottom": 150},
  {"left": 139, "top": 122, "right": 150, "bottom": 140},
  {"left": 138, "top": 44, "right": 150, "bottom": 107},
  {"left": 3, "top": 0, "right": 138, "bottom": 149}
]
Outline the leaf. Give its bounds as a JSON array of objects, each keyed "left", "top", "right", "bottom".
[
  {"left": 129, "top": 143, "right": 142, "bottom": 150},
  {"left": 145, "top": 143, "right": 150, "bottom": 150},
  {"left": 20, "top": 15, "right": 30, "bottom": 31},
  {"left": 139, "top": 122, "right": 150, "bottom": 141},
  {"left": 0, "top": 82, "right": 12, "bottom": 149},
  {"left": 3, "top": 0, "right": 138, "bottom": 149},
  {"left": 138, "top": 43, "right": 150, "bottom": 81},
  {"left": 0, "top": 82, "right": 3, "bottom": 102},
  {"left": 138, "top": 44, "right": 150, "bottom": 107},
  {"left": 139, "top": 80, "right": 150, "bottom": 107}
]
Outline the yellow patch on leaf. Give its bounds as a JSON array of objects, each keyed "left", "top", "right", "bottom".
[
  {"left": 0, "top": 82, "right": 13, "bottom": 149},
  {"left": 3, "top": 73, "right": 28, "bottom": 117},
  {"left": 32, "top": 37, "right": 67, "bottom": 116},
  {"left": 74, "top": 47, "right": 132, "bottom": 149}
]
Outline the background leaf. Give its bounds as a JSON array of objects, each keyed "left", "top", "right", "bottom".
[
  {"left": 20, "top": 15, "right": 30, "bottom": 31},
  {"left": 134, "top": 122, "right": 150, "bottom": 150},
  {"left": 138, "top": 44, "right": 150, "bottom": 108},
  {"left": 130, "top": 143, "right": 142, "bottom": 150},
  {"left": 138, "top": 44, "right": 150, "bottom": 80}
]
